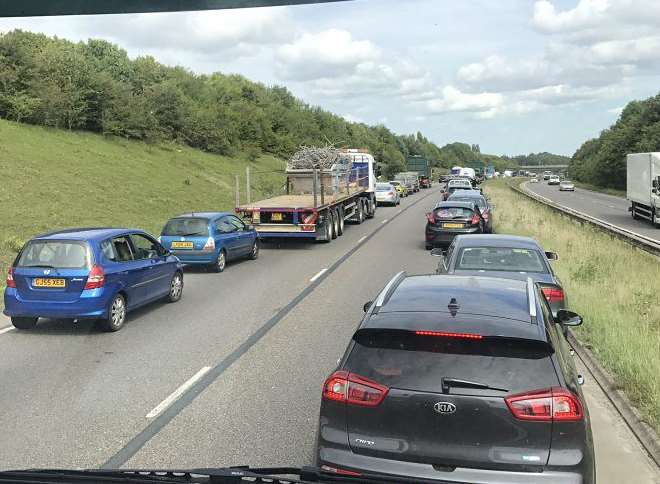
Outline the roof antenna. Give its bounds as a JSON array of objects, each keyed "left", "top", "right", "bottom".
[{"left": 448, "top": 297, "right": 460, "bottom": 317}]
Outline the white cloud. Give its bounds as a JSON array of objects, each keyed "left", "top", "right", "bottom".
[
  {"left": 275, "top": 29, "right": 379, "bottom": 81},
  {"left": 426, "top": 86, "right": 503, "bottom": 115},
  {"left": 532, "top": 0, "right": 610, "bottom": 34},
  {"left": 608, "top": 105, "right": 624, "bottom": 115}
]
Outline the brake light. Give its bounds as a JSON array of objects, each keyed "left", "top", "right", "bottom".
[
  {"left": 6, "top": 267, "right": 16, "bottom": 288},
  {"left": 506, "top": 387, "right": 583, "bottom": 421},
  {"left": 322, "top": 370, "right": 388, "bottom": 407},
  {"left": 470, "top": 213, "right": 480, "bottom": 225},
  {"left": 302, "top": 212, "right": 318, "bottom": 224},
  {"left": 320, "top": 465, "right": 361, "bottom": 477},
  {"left": 481, "top": 210, "right": 489, "bottom": 221},
  {"left": 542, "top": 286, "right": 564, "bottom": 303},
  {"left": 415, "top": 330, "right": 483, "bottom": 339},
  {"left": 84, "top": 265, "right": 105, "bottom": 290},
  {"left": 426, "top": 212, "right": 436, "bottom": 224},
  {"left": 203, "top": 237, "right": 215, "bottom": 252}
]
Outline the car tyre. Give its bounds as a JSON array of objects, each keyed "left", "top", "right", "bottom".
[
  {"left": 366, "top": 198, "right": 376, "bottom": 219},
  {"left": 331, "top": 209, "right": 339, "bottom": 239},
  {"left": 100, "top": 294, "right": 126, "bottom": 332},
  {"left": 249, "top": 240, "right": 260, "bottom": 260},
  {"left": 356, "top": 200, "right": 364, "bottom": 224},
  {"left": 167, "top": 272, "right": 183, "bottom": 303},
  {"left": 337, "top": 208, "right": 344, "bottom": 236},
  {"left": 211, "top": 250, "right": 227, "bottom": 273},
  {"left": 11, "top": 317, "right": 38, "bottom": 330}
]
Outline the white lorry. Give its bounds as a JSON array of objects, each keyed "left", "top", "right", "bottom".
[{"left": 627, "top": 152, "right": 660, "bottom": 227}]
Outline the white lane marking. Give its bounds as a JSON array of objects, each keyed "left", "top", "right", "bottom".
[
  {"left": 0, "top": 326, "right": 14, "bottom": 335},
  {"left": 146, "top": 366, "right": 211, "bottom": 419},
  {"left": 381, "top": 219, "right": 389, "bottom": 224},
  {"left": 309, "top": 268, "right": 328, "bottom": 283},
  {"left": 609, "top": 205, "right": 616, "bottom": 208},
  {"left": 357, "top": 235, "right": 367, "bottom": 244},
  {"left": 397, "top": 209, "right": 402, "bottom": 214}
]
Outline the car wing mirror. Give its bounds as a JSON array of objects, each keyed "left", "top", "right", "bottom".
[
  {"left": 430, "top": 248, "right": 446, "bottom": 257},
  {"left": 556, "top": 309, "right": 583, "bottom": 327},
  {"left": 363, "top": 300, "right": 373, "bottom": 312},
  {"left": 545, "top": 251, "right": 558, "bottom": 261},
  {"left": 653, "top": 179, "right": 658, "bottom": 188}
]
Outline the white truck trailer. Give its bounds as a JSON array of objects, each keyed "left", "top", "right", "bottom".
[{"left": 627, "top": 152, "right": 660, "bottom": 227}]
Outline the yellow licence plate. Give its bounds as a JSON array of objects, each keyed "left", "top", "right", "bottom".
[
  {"left": 33, "top": 278, "right": 66, "bottom": 288},
  {"left": 271, "top": 212, "right": 283, "bottom": 221},
  {"left": 171, "top": 241, "right": 194, "bottom": 249},
  {"left": 443, "top": 223, "right": 463, "bottom": 229}
]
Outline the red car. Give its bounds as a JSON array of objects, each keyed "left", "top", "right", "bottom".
[{"left": 419, "top": 175, "right": 432, "bottom": 188}]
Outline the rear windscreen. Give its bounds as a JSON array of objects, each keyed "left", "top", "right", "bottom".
[
  {"left": 346, "top": 330, "right": 557, "bottom": 394},
  {"left": 161, "top": 217, "right": 209, "bottom": 236},
  {"left": 434, "top": 207, "right": 474, "bottom": 219},
  {"left": 456, "top": 247, "right": 547, "bottom": 273},
  {"left": 376, "top": 184, "right": 392, "bottom": 191},
  {"left": 17, "top": 240, "right": 91, "bottom": 269},
  {"left": 450, "top": 197, "right": 486, "bottom": 210}
]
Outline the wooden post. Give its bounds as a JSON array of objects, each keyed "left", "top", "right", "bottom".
[
  {"left": 235, "top": 174, "right": 240, "bottom": 207},
  {"left": 246, "top": 166, "right": 251, "bottom": 204}
]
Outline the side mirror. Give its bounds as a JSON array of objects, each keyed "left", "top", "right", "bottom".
[
  {"left": 653, "top": 179, "right": 658, "bottom": 188},
  {"left": 430, "top": 248, "right": 446, "bottom": 257},
  {"left": 545, "top": 251, "right": 558, "bottom": 261},
  {"left": 363, "top": 300, "right": 373, "bottom": 312},
  {"left": 556, "top": 309, "right": 583, "bottom": 327}
]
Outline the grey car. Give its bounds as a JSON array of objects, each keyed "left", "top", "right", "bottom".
[
  {"left": 315, "top": 273, "right": 593, "bottom": 483},
  {"left": 434, "top": 234, "right": 566, "bottom": 316},
  {"left": 447, "top": 189, "right": 493, "bottom": 233}
]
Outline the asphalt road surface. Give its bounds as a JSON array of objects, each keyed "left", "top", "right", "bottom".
[
  {"left": 525, "top": 180, "right": 660, "bottom": 242},
  {"left": 0, "top": 184, "right": 658, "bottom": 483}
]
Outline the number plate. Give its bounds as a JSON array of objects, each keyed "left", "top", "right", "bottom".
[
  {"left": 271, "top": 212, "right": 283, "bottom": 221},
  {"left": 33, "top": 278, "right": 65, "bottom": 288},
  {"left": 171, "top": 241, "right": 193, "bottom": 249},
  {"left": 443, "top": 223, "right": 463, "bottom": 229}
]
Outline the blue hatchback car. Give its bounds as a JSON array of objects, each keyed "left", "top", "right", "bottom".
[
  {"left": 159, "top": 212, "right": 259, "bottom": 272},
  {"left": 4, "top": 228, "right": 184, "bottom": 332}
]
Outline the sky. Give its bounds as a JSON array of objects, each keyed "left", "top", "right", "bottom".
[{"left": 2, "top": 0, "right": 660, "bottom": 156}]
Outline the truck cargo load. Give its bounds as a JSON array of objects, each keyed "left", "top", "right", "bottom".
[{"left": 626, "top": 152, "right": 660, "bottom": 227}]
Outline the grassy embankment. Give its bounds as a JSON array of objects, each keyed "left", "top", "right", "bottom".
[
  {"left": 485, "top": 179, "right": 660, "bottom": 432},
  {"left": 0, "top": 119, "right": 286, "bottom": 297}
]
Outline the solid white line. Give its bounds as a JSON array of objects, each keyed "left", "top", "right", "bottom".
[
  {"left": 381, "top": 219, "right": 389, "bottom": 224},
  {"left": 0, "top": 326, "right": 14, "bottom": 335},
  {"left": 309, "top": 268, "right": 328, "bottom": 282},
  {"left": 357, "top": 235, "right": 367, "bottom": 244},
  {"left": 146, "top": 366, "right": 211, "bottom": 419}
]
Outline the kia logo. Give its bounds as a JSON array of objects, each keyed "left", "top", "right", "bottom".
[{"left": 434, "top": 402, "right": 456, "bottom": 414}]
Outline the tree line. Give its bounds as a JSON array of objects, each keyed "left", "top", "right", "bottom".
[{"left": 570, "top": 93, "right": 660, "bottom": 189}]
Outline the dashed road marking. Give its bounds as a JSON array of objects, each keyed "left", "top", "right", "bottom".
[
  {"left": 309, "top": 268, "right": 328, "bottom": 283},
  {"left": 146, "top": 367, "right": 212, "bottom": 419}
]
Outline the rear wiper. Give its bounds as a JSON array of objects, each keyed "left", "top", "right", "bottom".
[
  {"left": 0, "top": 466, "right": 441, "bottom": 484},
  {"left": 23, "top": 264, "right": 57, "bottom": 269},
  {"left": 441, "top": 377, "right": 508, "bottom": 394}
]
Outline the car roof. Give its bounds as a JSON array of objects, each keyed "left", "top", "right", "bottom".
[
  {"left": 434, "top": 201, "right": 477, "bottom": 209},
  {"left": 452, "top": 234, "right": 542, "bottom": 250},
  {"left": 363, "top": 275, "right": 545, "bottom": 341},
  {"left": 447, "top": 190, "right": 483, "bottom": 198},
  {"left": 33, "top": 227, "right": 142, "bottom": 241},
  {"left": 172, "top": 211, "right": 232, "bottom": 219}
]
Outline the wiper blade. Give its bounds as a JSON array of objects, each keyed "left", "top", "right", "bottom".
[
  {"left": 441, "top": 377, "right": 508, "bottom": 394},
  {"left": 22, "top": 264, "right": 57, "bottom": 269}
]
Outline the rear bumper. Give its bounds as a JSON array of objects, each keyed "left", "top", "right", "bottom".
[
  {"left": 318, "top": 448, "right": 586, "bottom": 484},
  {"left": 425, "top": 225, "right": 482, "bottom": 246},
  {"left": 171, "top": 250, "right": 219, "bottom": 264},
  {"left": 3, "top": 287, "right": 110, "bottom": 319}
]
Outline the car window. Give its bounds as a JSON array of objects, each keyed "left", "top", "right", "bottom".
[
  {"left": 376, "top": 183, "right": 391, "bottom": 190},
  {"left": 100, "top": 239, "right": 117, "bottom": 261},
  {"left": 111, "top": 236, "right": 134, "bottom": 262},
  {"left": 130, "top": 234, "right": 161, "bottom": 260},
  {"left": 17, "top": 240, "right": 91, "bottom": 269},
  {"left": 450, "top": 196, "right": 486, "bottom": 210},
  {"left": 227, "top": 215, "right": 246, "bottom": 231},
  {"left": 433, "top": 206, "right": 474, "bottom": 218},
  {"left": 347, "top": 330, "right": 558, "bottom": 395},
  {"left": 162, "top": 217, "right": 209, "bottom": 236},
  {"left": 456, "top": 247, "right": 547, "bottom": 272},
  {"left": 216, "top": 217, "right": 237, "bottom": 233}
]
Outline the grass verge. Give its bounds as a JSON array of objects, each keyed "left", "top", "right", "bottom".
[
  {"left": 0, "top": 119, "right": 286, "bottom": 302},
  {"left": 485, "top": 179, "right": 660, "bottom": 432}
]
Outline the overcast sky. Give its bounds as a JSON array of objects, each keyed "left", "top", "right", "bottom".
[{"left": 2, "top": 0, "right": 660, "bottom": 156}]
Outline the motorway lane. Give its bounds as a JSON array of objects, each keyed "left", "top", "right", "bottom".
[
  {"left": 1, "top": 184, "right": 658, "bottom": 482},
  {"left": 525, "top": 181, "right": 660, "bottom": 241},
  {"left": 0, "top": 188, "right": 440, "bottom": 470}
]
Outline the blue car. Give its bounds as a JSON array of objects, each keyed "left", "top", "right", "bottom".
[
  {"left": 4, "top": 228, "right": 184, "bottom": 332},
  {"left": 159, "top": 212, "right": 259, "bottom": 272}
]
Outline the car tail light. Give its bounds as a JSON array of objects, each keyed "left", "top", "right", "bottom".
[
  {"left": 426, "top": 212, "right": 436, "bottom": 224},
  {"left": 506, "top": 387, "right": 583, "bottom": 421},
  {"left": 6, "top": 267, "right": 16, "bottom": 288},
  {"left": 320, "top": 465, "right": 361, "bottom": 477},
  {"left": 322, "top": 370, "right": 388, "bottom": 407},
  {"left": 481, "top": 210, "right": 489, "bottom": 221},
  {"left": 542, "top": 286, "right": 565, "bottom": 303},
  {"left": 84, "top": 265, "right": 105, "bottom": 290},
  {"left": 203, "top": 237, "right": 215, "bottom": 252},
  {"left": 470, "top": 213, "right": 481, "bottom": 225},
  {"left": 415, "top": 330, "right": 483, "bottom": 340}
]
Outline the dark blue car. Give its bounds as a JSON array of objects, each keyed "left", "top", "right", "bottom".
[
  {"left": 159, "top": 212, "right": 259, "bottom": 272},
  {"left": 4, "top": 228, "right": 184, "bottom": 332}
]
